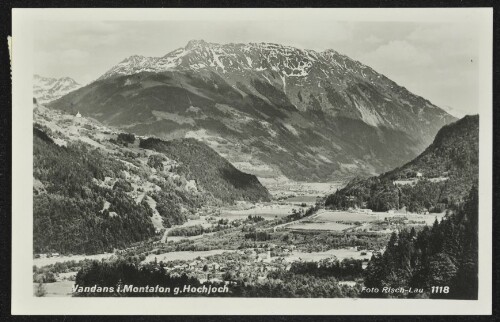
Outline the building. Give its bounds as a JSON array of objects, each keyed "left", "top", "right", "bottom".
[{"left": 76, "top": 111, "right": 82, "bottom": 118}]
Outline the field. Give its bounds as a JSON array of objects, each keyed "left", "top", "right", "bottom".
[
  {"left": 34, "top": 253, "right": 115, "bottom": 267},
  {"left": 258, "top": 177, "right": 345, "bottom": 199},
  {"left": 220, "top": 204, "right": 296, "bottom": 221},
  {"left": 179, "top": 216, "right": 213, "bottom": 228},
  {"left": 33, "top": 281, "right": 74, "bottom": 297},
  {"left": 142, "top": 249, "right": 235, "bottom": 263},
  {"left": 284, "top": 195, "right": 318, "bottom": 205},
  {"left": 313, "top": 210, "right": 446, "bottom": 225},
  {"left": 285, "top": 248, "right": 373, "bottom": 262},
  {"left": 286, "top": 222, "right": 353, "bottom": 231},
  {"left": 277, "top": 209, "right": 447, "bottom": 233},
  {"left": 313, "top": 210, "right": 381, "bottom": 223}
]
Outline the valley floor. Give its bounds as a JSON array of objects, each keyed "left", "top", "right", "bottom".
[{"left": 33, "top": 179, "right": 445, "bottom": 297}]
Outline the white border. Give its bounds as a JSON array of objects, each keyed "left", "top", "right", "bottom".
[{"left": 11, "top": 8, "right": 493, "bottom": 315}]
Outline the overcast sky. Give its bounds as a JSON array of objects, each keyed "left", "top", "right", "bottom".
[{"left": 34, "top": 20, "right": 480, "bottom": 116}]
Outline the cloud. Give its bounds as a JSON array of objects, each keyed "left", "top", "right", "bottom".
[
  {"left": 360, "top": 40, "right": 433, "bottom": 68},
  {"left": 364, "top": 35, "right": 383, "bottom": 44},
  {"left": 408, "top": 23, "right": 478, "bottom": 44},
  {"left": 61, "top": 49, "right": 90, "bottom": 61},
  {"left": 33, "top": 19, "right": 481, "bottom": 114}
]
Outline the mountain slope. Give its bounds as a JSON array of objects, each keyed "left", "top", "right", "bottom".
[
  {"left": 33, "top": 106, "right": 270, "bottom": 254},
  {"left": 385, "top": 114, "right": 478, "bottom": 180},
  {"left": 33, "top": 74, "right": 81, "bottom": 104},
  {"left": 33, "top": 125, "right": 156, "bottom": 254},
  {"left": 325, "top": 115, "right": 479, "bottom": 212},
  {"left": 139, "top": 138, "right": 271, "bottom": 203},
  {"left": 48, "top": 40, "right": 456, "bottom": 181}
]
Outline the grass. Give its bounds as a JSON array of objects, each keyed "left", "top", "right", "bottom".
[
  {"left": 220, "top": 204, "right": 295, "bottom": 221},
  {"left": 33, "top": 280, "right": 74, "bottom": 297},
  {"left": 287, "top": 222, "right": 353, "bottom": 231},
  {"left": 285, "top": 248, "right": 373, "bottom": 262},
  {"left": 314, "top": 210, "right": 381, "bottom": 222}
]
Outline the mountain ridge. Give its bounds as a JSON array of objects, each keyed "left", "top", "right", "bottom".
[
  {"left": 97, "top": 40, "right": 453, "bottom": 132},
  {"left": 34, "top": 74, "right": 81, "bottom": 104}
]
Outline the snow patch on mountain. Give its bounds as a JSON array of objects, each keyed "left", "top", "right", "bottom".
[
  {"left": 33, "top": 74, "right": 81, "bottom": 104},
  {"left": 81, "top": 41, "right": 456, "bottom": 147}
]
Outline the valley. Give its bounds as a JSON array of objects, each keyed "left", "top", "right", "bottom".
[
  {"left": 31, "top": 110, "right": 444, "bottom": 296},
  {"left": 31, "top": 39, "right": 478, "bottom": 299}
]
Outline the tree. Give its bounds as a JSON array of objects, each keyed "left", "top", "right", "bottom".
[
  {"left": 147, "top": 155, "right": 165, "bottom": 171},
  {"left": 363, "top": 186, "right": 478, "bottom": 299},
  {"left": 428, "top": 253, "right": 457, "bottom": 286},
  {"left": 117, "top": 133, "right": 135, "bottom": 144},
  {"left": 203, "top": 264, "right": 209, "bottom": 281},
  {"left": 35, "top": 283, "right": 46, "bottom": 297}
]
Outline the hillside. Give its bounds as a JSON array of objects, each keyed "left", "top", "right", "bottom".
[
  {"left": 33, "top": 106, "right": 270, "bottom": 255},
  {"left": 139, "top": 138, "right": 271, "bottom": 203},
  {"left": 47, "top": 40, "right": 456, "bottom": 181},
  {"left": 384, "top": 114, "right": 478, "bottom": 180},
  {"left": 33, "top": 126, "right": 156, "bottom": 254},
  {"left": 325, "top": 115, "right": 479, "bottom": 212}
]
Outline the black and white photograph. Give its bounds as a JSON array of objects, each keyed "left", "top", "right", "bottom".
[{"left": 10, "top": 7, "right": 493, "bottom": 315}]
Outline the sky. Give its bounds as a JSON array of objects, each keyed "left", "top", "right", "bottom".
[{"left": 34, "top": 19, "right": 481, "bottom": 116}]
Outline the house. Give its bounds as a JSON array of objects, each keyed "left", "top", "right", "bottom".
[
  {"left": 76, "top": 111, "right": 82, "bottom": 118},
  {"left": 416, "top": 172, "right": 423, "bottom": 178},
  {"left": 339, "top": 281, "right": 357, "bottom": 287}
]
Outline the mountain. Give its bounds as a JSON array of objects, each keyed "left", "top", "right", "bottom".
[
  {"left": 33, "top": 74, "right": 81, "bottom": 104},
  {"left": 33, "top": 106, "right": 270, "bottom": 254},
  {"left": 47, "top": 40, "right": 456, "bottom": 181},
  {"left": 325, "top": 115, "right": 479, "bottom": 212},
  {"left": 385, "top": 114, "right": 478, "bottom": 180}
]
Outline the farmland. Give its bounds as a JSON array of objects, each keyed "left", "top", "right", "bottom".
[
  {"left": 32, "top": 175, "right": 447, "bottom": 298},
  {"left": 220, "top": 204, "right": 297, "bottom": 221},
  {"left": 287, "top": 222, "right": 353, "bottom": 231}
]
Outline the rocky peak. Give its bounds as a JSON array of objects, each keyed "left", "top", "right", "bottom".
[
  {"left": 185, "top": 39, "right": 209, "bottom": 50},
  {"left": 33, "top": 75, "right": 81, "bottom": 104}
]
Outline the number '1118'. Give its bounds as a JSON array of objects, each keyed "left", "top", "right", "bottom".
[{"left": 431, "top": 286, "right": 449, "bottom": 294}]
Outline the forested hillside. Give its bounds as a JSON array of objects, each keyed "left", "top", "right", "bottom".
[
  {"left": 325, "top": 115, "right": 479, "bottom": 213},
  {"left": 384, "top": 114, "right": 478, "bottom": 181},
  {"left": 139, "top": 137, "right": 271, "bottom": 203},
  {"left": 33, "top": 127, "right": 156, "bottom": 254},
  {"left": 33, "top": 106, "right": 270, "bottom": 255},
  {"left": 363, "top": 186, "right": 478, "bottom": 299}
]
